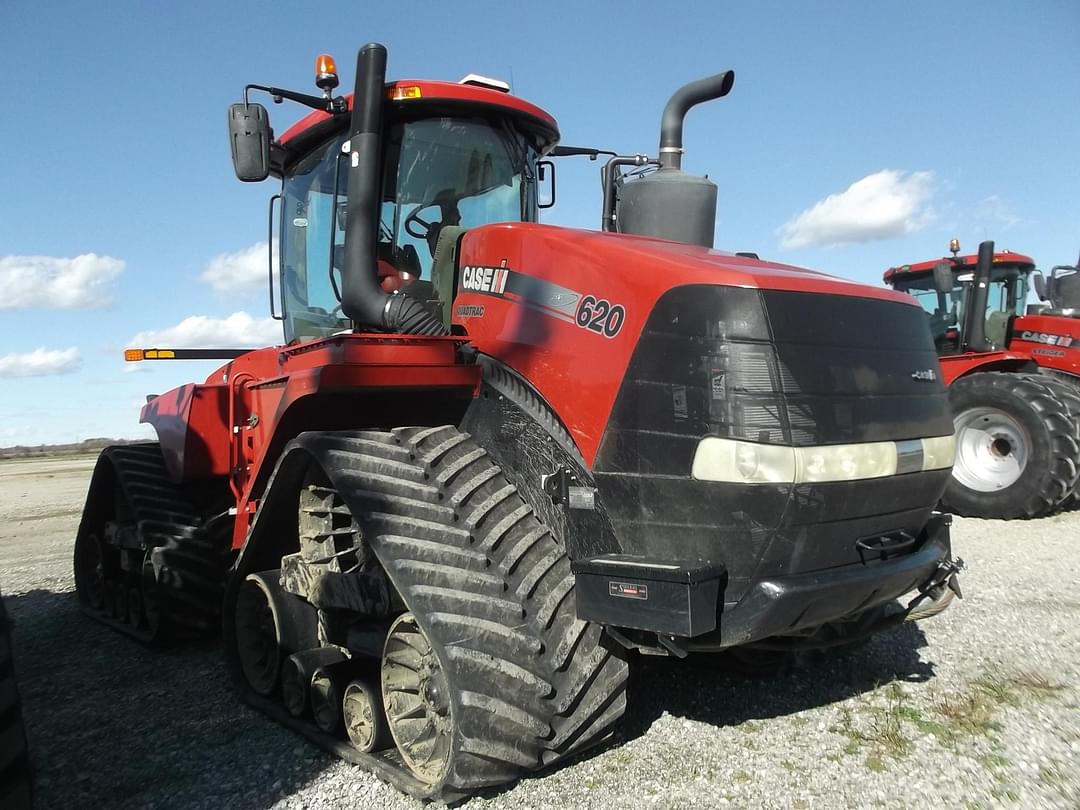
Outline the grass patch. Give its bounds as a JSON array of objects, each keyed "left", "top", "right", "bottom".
[
  {"left": 733, "top": 770, "right": 752, "bottom": 783},
  {"left": 932, "top": 689, "right": 999, "bottom": 738},
  {"left": 865, "top": 754, "right": 887, "bottom": 773}
]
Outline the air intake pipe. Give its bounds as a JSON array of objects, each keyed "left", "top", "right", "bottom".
[
  {"left": 616, "top": 71, "right": 735, "bottom": 248},
  {"left": 962, "top": 240, "right": 994, "bottom": 352},
  {"left": 340, "top": 43, "right": 446, "bottom": 335}
]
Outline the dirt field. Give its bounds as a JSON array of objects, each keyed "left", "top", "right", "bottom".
[{"left": 2, "top": 456, "right": 1077, "bottom": 809}]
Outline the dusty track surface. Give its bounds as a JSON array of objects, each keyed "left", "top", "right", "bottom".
[{"left": 2, "top": 456, "right": 1078, "bottom": 809}]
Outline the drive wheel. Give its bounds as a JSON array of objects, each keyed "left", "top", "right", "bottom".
[
  {"left": 235, "top": 577, "right": 282, "bottom": 696},
  {"left": 942, "top": 372, "right": 1080, "bottom": 518},
  {"left": 382, "top": 613, "right": 452, "bottom": 785},
  {"left": 73, "top": 532, "right": 106, "bottom": 611}
]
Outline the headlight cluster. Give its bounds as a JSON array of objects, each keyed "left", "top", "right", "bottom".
[{"left": 691, "top": 434, "right": 956, "bottom": 484}]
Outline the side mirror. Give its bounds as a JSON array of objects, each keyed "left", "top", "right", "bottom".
[
  {"left": 537, "top": 159, "right": 556, "bottom": 209},
  {"left": 228, "top": 103, "right": 272, "bottom": 182},
  {"left": 1032, "top": 270, "right": 1048, "bottom": 301},
  {"left": 932, "top": 261, "right": 954, "bottom": 293}
]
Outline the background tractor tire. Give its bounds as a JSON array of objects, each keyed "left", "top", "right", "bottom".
[
  {"left": 942, "top": 372, "right": 1080, "bottom": 519},
  {"left": 1040, "top": 372, "right": 1080, "bottom": 509},
  {"left": 0, "top": 592, "right": 32, "bottom": 810}
]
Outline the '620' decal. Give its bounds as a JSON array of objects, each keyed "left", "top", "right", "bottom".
[{"left": 575, "top": 296, "right": 626, "bottom": 338}]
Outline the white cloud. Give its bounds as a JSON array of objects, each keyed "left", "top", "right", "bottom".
[
  {"left": 129, "top": 312, "right": 282, "bottom": 349},
  {"left": 0, "top": 254, "right": 124, "bottom": 309},
  {"left": 778, "top": 170, "right": 935, "bottom": 249},
  {"left": 200, "top": 241, "right": 278, "bottom": 296},
  {"left": 971, "top": 195, "right": 1023, "bottom": 230},
  {"left": 0, "top": 347, "right": 81, "bottom": 377}
]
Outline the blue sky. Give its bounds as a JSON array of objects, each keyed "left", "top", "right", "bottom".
[{"left": 1, "top": 0, "right": 1077, "bottom": 445}]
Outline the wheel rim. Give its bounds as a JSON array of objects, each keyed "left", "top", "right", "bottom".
[
  {"left": 343, "top": 680, "right": 379, "bottom": 752},
  {"left": 310, "top": 668, "right": 341, "bottom": 733},
  {"left": 953, "top": 407, "right": 1030, "bottom": 492},
  {"left": 235, "top": 578, "right": 281, "bottom": 695},
  {"left": 381, "top": 613, "right": 452, "bottom": 786},
  {"left": 75, "top": 532, "right": 106, "bottom": 610}
]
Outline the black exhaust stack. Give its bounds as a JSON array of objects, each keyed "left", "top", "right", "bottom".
[
  {"left": 963, "top": 240, "right": 995, "bottom": 352},
  {"left": 341, "top": 43, "right": 446, "bottom": 335},
  {"left": 616, "top": 71, "right": 735, "bottom": 248}
]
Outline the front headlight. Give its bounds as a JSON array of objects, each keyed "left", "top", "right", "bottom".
[{"left": 691, "top": 435, "right": 957, "bottom": 484}]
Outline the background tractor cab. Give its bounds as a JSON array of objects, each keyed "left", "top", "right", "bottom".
[
  {"left": 884, "top": 240, "right": 1080, "bottom": 520},
  {"left": 1041, "top": 254, "right": 1080, "bottom": 317}
]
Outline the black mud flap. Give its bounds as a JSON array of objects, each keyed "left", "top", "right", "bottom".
[{"left": 571, "top": 555, "right": 726, "bottom": 637}]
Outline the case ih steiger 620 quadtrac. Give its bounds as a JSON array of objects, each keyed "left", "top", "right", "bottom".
[
  {"left": 74, "top": 44, "right": 963, "bottom": 800},
  {"left": 885, "top": 242, "right": 1080, "bottom": 519}
]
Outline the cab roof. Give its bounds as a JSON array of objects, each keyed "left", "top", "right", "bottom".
[
  {"left": 271, "top": 80, "right": 559, "bottom": 176},
  {"left": 883, "top": 250, "right": 1036, "bottom": 283}
]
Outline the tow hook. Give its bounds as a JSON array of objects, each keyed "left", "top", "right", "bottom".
[{"left": 903, "top": 557, "right": 966, "bottom": 622}]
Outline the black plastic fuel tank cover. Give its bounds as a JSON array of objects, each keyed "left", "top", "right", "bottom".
[{"left": 571, "top": 555, "right": 726, "bottom": 638}]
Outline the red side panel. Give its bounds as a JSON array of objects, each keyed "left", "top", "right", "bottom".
[
  {"left": 141, "top": 383, "right": 231, "bottom": 482},
  {"left": 453, "top": 223, "right": 918, "bottom": 466},
  {"left": 139, "top": 335, "right": 481, "bottom": 547},
  {"left": 938, "top": 351, "right": 1036, "bottom": 385},
  {"left": 1007, "top": 314, "right": 1080, "bottom": 377}
]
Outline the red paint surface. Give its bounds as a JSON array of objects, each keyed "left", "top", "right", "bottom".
[
  {"left": 454, "top": 223, "right": 919, "bottom": 466},
  {"left": 140, "top": 335, "right": 480, "bottom": 548},
  {"left": 883, "top": 251, "right": 1035, "bottom": 282},
  {"left": 280, "top": 81, "right": 558, "bottom": 145}
]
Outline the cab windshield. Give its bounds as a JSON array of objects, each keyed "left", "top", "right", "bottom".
[
  {"left": 280, "top": 115, "right": 539, "bottom": 342},
  {"left": 894, "top": 264, "right": 1030, "bottom": 353}
]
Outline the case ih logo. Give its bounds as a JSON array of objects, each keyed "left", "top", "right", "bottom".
[
  {"left": 460, "top": 265, "right": 509, "bottom": 295},
  {"left": 911, "top": 368, "right": 938, "bottom": 382},
  {"left": 1019, "top": 330, "right": 1075, "bottom": 348}
]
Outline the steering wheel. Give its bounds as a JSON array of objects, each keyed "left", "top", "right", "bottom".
[{"left": 404, "top": 204, "right": 437, "bottom": 240}]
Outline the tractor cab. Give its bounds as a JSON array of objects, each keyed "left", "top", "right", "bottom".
[
  {"left": 277, "top": 109, "right": 548, "bottom": 342},
  {"left": 229, "top": 53, "right": 558, "bottom": 343},
  {"left": 884, "top": 243, "right": 1035, "bottom": 356}
]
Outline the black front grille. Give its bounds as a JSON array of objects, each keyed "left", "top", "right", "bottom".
[{"left": 593, "top": 284, "right": 952, "bottom": 603}]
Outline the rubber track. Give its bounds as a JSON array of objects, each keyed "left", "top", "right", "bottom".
[
  {"left": 0, "top": 593, "right": 31, "bottom": 810},
  {"left": 299, "top": 426, "right": 628, "bottom": 799},
  {"left": 942, "top": 373, "right": 1080, "bottom": 518},
  {"left": 75, "top": 443, "right": 232, "bottom": 641}
]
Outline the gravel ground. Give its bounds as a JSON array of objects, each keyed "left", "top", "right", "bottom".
[{"left": 1, "top": 456, "right": 1078, "bottom": 810}]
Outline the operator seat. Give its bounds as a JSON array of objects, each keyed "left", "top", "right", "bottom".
[
  {"left": 985, "top": 310, "right": 1010, "bottom": 348},
  {"left": 430, "top": 226, "right": 467, "bottom": 326}
]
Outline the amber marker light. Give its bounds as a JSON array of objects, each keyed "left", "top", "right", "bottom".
[
  {"left": 315, "top": 53, "right": 339, "bottom": 93},
  {"left": 124, "top": 349, "right": 144, "bottom": 362},
  {"left": 390, "top": 85, "right": 422, "bottom": 101}
]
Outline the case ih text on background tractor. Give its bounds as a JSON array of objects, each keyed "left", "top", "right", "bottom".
[
  {"left": 73, "top": 44, "right": 963, "bottom": 800},
  {"left": 885, "top": 242, "right": 1080, "bottom": 520}
]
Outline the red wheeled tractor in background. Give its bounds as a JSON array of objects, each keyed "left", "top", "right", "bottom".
[
  {"left": 885, "top": 241, "right": 1080, "bottom": 519},
  {"left": 74, "top": 44, "right": 963, "bottom": 800}
]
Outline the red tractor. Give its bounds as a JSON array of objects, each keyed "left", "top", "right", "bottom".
[
  {"left": 885, "top": 241, "right": 1080, "bottom": 519},
  {"left": 74, "top": 44, "right": 962, "bottom": 800}
]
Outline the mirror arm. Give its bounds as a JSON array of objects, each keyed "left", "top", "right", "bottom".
[{"left": 244, "top": 84, "right": 347, "bottom": 115}]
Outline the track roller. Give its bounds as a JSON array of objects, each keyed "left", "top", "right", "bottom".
[{"left": 343, "top": 678, "right": 390, "bottom": 754}]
